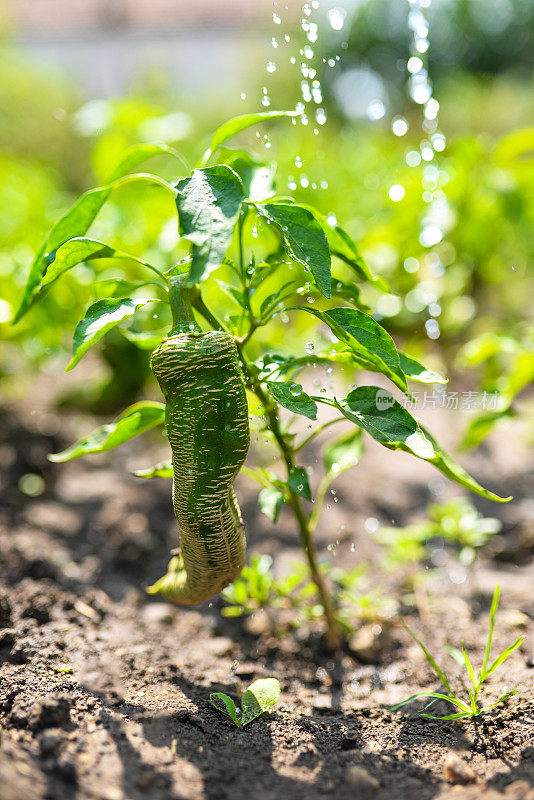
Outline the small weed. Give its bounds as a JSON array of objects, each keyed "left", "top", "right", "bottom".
[
  {"left": 210, "top": 678, "right": 281, "bottom": 727},
  {"left": 391, "top": 585, "right": 523, "bottom": 719}
]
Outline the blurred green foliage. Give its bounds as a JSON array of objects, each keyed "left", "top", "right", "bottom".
[{"left": 1, "top": 26, "right": 532, "bottom": 442}]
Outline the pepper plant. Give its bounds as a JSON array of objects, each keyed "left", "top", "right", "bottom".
[{"left": 15, "top": 111, "right": 510, "bottom": 649}]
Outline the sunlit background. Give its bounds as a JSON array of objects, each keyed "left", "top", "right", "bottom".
[{"left": 1, "top": 0, "right": 533, "bottom": 450}]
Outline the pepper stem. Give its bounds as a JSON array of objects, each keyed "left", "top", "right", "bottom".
[{"left": 168, "top": 276, "right": 201, "bottom": 334}]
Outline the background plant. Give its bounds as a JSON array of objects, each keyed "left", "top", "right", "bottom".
[
  {"left": 14, "top": 111, "right": 513, "bottom": 648},
  {"left": 392, "top": 586, "right": 523, "bottom": 719}
]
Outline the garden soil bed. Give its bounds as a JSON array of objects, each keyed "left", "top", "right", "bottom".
[{"left": 0, "top": 387, "right": 533, "bottom": 800}]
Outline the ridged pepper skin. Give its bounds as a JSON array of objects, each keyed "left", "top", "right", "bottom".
[{"left": 148, "top": 328, "right": 249, "bottom": 604}]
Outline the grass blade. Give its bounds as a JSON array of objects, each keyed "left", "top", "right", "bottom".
[
  {"left": 481, "top": 585, "right": 500, "bottom": 677},
  {"left": 479, "top": 690, "right": 517, "bottom": 713},
  {"left": 484, "top": 637, "right": 524, "bottom": 679},
  {"left": 419, "top": 712, "right": 471, "bottom": 720},
  {"left": 400, "top": 618, "right": 454, "bottom": 696},
  {"left": 462, "top": 642, "right": 478, "bottom": 692},
  {"left": 390, "top": 692, "right": 471, "bottom": 714}
]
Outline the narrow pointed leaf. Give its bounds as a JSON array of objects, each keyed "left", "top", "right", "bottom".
[
  {"left": 390, "top": 692, "right": 469, "bottom": 714},
  {"left": 256, "top": 203, "right": 331, "bottom": 298},
  {"left": 15, "top": 143, "right": 177, "bottom": 322},
  {"left": 132, "top": 460, "right": 173, "bottom": 479},
  {"left": 482, "top": 585, "right": 500, "bottom": 676},
  {"left": 15, "top": 187, "right": 111, "bottom": 321},
  {"left": 484, "top": 637, "right": 523, "bottom": 679},
  {"left": 209, "top": 693, "right": 240, "bottom": 726},
  {"left": 462, "top": 643, "right": 478, "bottom": 691},
  {"left": 480, "top": 691, "right": 517, "bottom": 713},
  {"left": 175, "top": 166, "right": 245, "bottom": 284},
  {"left": 399, "top": 619, "right": 455, "bottom": 697},
  {"left": 266, "top": 381, "right": 317, "bottom": 420},
  {"left": 287, "top": 467, "right": 312, "bottom": 501},
  {"left": 203, "top": 111, "right": 297, "bottom": 164},
  {"left": 66, "top": 298, "right": 149, "bottom": 371},
  {"left": 336, "top": 387, "right": 511, "bottom": 502},
  {"left": 48, "top": 402, "right": 165, "bottom": 462},
  {"left": 241, "top": 678, "right": 281, "bottom": 726},
  {"left": 105, "top": 142, "right": 188, "bottom": 182},
  {"left": 294, "top": 306, "right": 407, "bottom": 393},
  {"left": 297, "top": 204, "right": 390, "bottom": 291},
  {"left": 399, "top": 352, "right": 447, "bottom": 385}
]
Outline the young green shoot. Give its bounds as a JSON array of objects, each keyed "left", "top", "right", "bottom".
[
  {"left": 210, "top": 678, "right": 281, "bottom": 727},
  {"left": 391, "top": 585, "right": 523, "bottom": 719}
]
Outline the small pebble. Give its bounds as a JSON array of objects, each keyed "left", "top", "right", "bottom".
[
  {"left": 345, "top": 765, "right": 380, "bottom": 794},
  {"left": 444, "top": 753, "right": 476, "bottom": 784}
]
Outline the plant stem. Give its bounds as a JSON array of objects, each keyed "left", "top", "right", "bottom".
[
  {"left": 234, "top": 217, "right": 341, "bottom": 649},
  {"left": 168, "top": 276, "right": 201, "bottom": 334},
  {"left": 237, "top": 345, "right": 341, "bottom": 650}
]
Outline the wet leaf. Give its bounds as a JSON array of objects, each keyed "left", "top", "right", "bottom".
[
  {"left": 49, "top": 402, "right": 165, "bottom": 462},
  {"left": 241, "top": 678, "right": 281, "bottom": 726},
  {"left": 287, "top": 467, "right": 312, "bottom": 501},
  {"left": 66, "top": 297, "right": 150, "bottom": 371},
  {"left": 266, "top": 381, "right": 317, "bottom": 420},
  {"left": 175, "top": 166, "right": 245, "bottom": 283},
  {"left": 336, "top": 387, "right": 511, "bottom": 502},
  {"left": 255, "top": 202, "right": 331, "bottom": 298}
]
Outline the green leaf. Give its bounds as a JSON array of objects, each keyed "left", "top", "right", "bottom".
[
  {"left": 241, "top": 678, "right": 281, "bottom": 726},
  {"left": 482, "top": 585, "right": 500, "bottom": 676},
  {"left": 255, "top": 203, "right": 331, "bottom": 298},
  {"left": 336, "top": 387, "right": 511, "bottom": 502},
  {"left": 15, "top": 143, "right": 178, "bottom": 322},
  {"left": 399, "top": 352, "right": 447, "bottom": 385},
  {"left": 175, "top": 166, "right": 245, "bottom": 284},
  {"left": 294, "top": 306, "right": 407, "bottom": 393},
  {"left": 258, "top": 486, "right": 285, "bottom": 523},
  {"left": 66, "top": 298, "right": 149, "bottom": 371},
  {"left": 462, "top": 642, "right": 478, "bottom": 691},
  {"left": 390, "top": 692, "right": 470, "bottom": 715},
  {"left": 399, "top": 619, "right": 455, "bottom": 697},
  {"left": 216, "top": 280, "right": 247, "bottom": 308},
  {"left": 266, "top": 381, "right": 318, "bottom": 420},
  {"left": 483, "top": 637, "right": 523, "bottom": 679},
  {"left": 202, "top": 111, "right": 297, "bottom": 164},
  {"left": 225, "top": 151, "right": 276, "bottom": 201},
  {"left": 105, "top": 142, "right": 188, "bottom": 182},
  {"left": 209, "top": 693, "right": 240, "bottom": 726},
  {"left": 323, "top": 428, "right": 363, "bottom": 476},
  {"left": 298, "top": 204, "right": 390, "bottom": 291},
  {"left": 331, "top": 279, "right": 370, "bottom": 311},
  {"left": 287, "top": 467, "right": 312, "bottom": 501},
  {"left": 132, "top": 460, "right": 173, "bottom": 479},
  {"left": 15, "top": 187, "right": 111, "bottom": 321},
  {"left": 48, "top": 401, "right": 165, "bottom": 462}
]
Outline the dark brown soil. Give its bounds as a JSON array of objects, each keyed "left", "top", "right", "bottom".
[{"left": 1, "top": 390, "right": 533, "bottom": 800}]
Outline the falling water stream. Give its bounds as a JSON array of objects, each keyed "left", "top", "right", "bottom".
[{"left": 250, "top": 0, "right": 453, "bottom": 341}]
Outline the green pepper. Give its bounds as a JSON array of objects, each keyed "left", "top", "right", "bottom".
[{"left": 148, "top": 277, "right": 249, "bottom": 604}]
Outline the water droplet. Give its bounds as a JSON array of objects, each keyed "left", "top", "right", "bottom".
[
  {"left": 315, "top": 107, "right": 327, "bottom": 125},
  {"left": 305, "top": 341, "right": 315, "bottom": 353},
  {"left": 419, "top": 224, "right": 443, "bottom": 247},
  {"left": 240, "top": 92, "right": 246, "bottom": 100},
  {"left": 391, "top": 116, "right": 408, "bottom": 136},
  {"left": 406, "top": 150, "right": 421, "bottom": 167},
  {"left": 266, "top": 61, "right": 277, "bottom": 73},
  {"left": 388, "top": 184, "right": 405, "bottom": 202},
  {"left": 407, "top": 56, "right": 423, "bottom": 73},
  {"left": 328, "top": 7, "right": 346, "bottom": 30},
  {"left": 272, "top": 12, "right": 281, "bottom": 24},
  {"left": 425, "top": 318, "right": 440, "bottom": 339}
]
